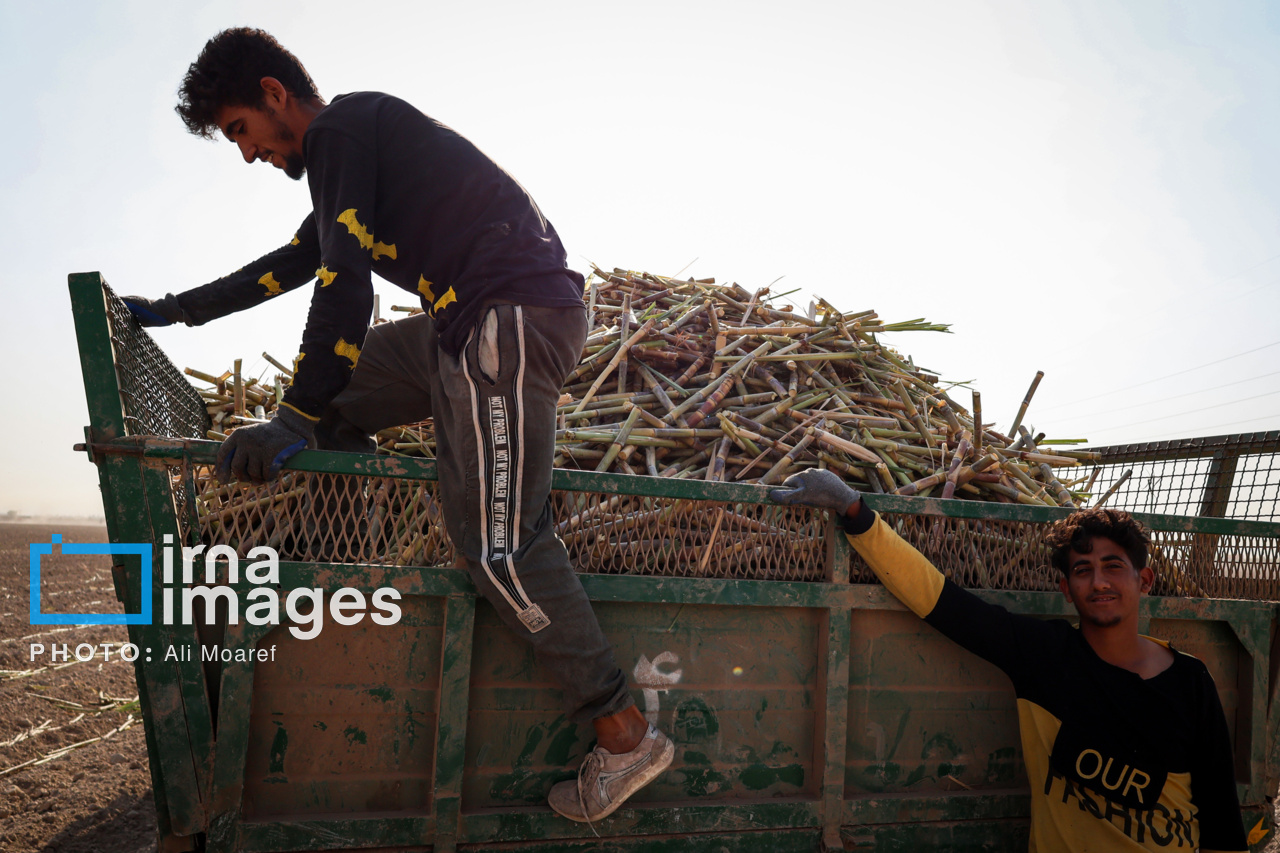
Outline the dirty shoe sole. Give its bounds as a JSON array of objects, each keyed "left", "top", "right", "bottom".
[{"left": 549, "top": 733, "right": 675, "bottom": 823}]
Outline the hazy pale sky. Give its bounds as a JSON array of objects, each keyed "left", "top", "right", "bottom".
[{"left": 2, "top": 0, "right": 1278, "bottom": 516}]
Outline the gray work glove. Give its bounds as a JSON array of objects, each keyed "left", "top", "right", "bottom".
[
  {"left": 121, "top": 293, "right": 192, "bottom": 327},
  {"left": 768, "top": 468, "right": 862, "bottom": 516},
  {"left": 216, "top": 407, "right": 315, "bottom": 484}
]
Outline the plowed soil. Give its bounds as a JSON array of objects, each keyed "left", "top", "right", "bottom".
[{"left": 0, "top": 523, "right": 156, "bottom": 853}]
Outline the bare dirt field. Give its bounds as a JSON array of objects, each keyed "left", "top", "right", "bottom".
[{"left": 0, "top": 523, "right": 157, "bottom": 853}]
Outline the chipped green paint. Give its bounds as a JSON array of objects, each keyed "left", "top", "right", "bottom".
[
  {"left": 740, "top": 763, "right": 805, "bottom": 791},
  {"left": 487, "top": 721, "right": 586, "bottom": 804},
  {"left": 985, "top": 746, "right": 1019, "bottom": 785},
  {"left": 858, "top": 730, "right": 969, "bottom": 793},
  {"left": 268, "top": 723, "right": 288, "bottom": 775},
  {"left": 755, "top": 697, "right": 768, "bottom": 724},
  {"left": 488, "top": 768, "right": 572, "bottom": 804},
  {"left": 313, "top": 721, "right": 327, "bottom": 731},
  {"left": 515, "top": 725, "right": 545, "bottom": 767},
  {"left": 902, "top": 763, "right": 930, "bottom": 787},
  {"left": 621, "top": 802, "right": 822, "bottom": 839},
  {"left": 768, "top": 740, "right": 796, "bottom": 758},
  {"left": 923, "top": 732, "right": 965, "bottom": 781},
  {"left": 544, "top": 720, "right": 581, "bottom": 768},
  {"left": 923, "top": 731, "right": 961, "bottom": 758},
  {"left": 367, "top": 686, "right": 393, "bottom": 703},
  {"left": 860, "top": 701, "right": 911, "bottom": 763},
  {"left": 68, "top": 273, "right": 127, "bottom": 441},
  {"left": 342, "top": 726, "right": 367, "bottom": 746},
  {"left": 680, "top": 764, "right": 732, "bottom": 797},
  {"left": 673, "top": 697, "right": 719, "bottom": 742},
  {"left": 402, "top": 699, "right": 420, "bottom": 753},
  {"left": 863, "top": 761, "right": 903, "bottom": 789}
]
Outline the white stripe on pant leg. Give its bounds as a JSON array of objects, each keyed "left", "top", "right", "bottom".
[
  {"left": 462, "top": 319, "right": 549, "bottom": 632},
  {"left": 501, "top": 305, "right": 549, "bottom": 631},
  {"left": 462, "top": 327, "right": 492, "bottom": 566},
  {"left": 463, "top": 340, "right": 519, "bottom": 610},
  {"left": 510, "top": 306, "right": 527, "bottom": 552}
]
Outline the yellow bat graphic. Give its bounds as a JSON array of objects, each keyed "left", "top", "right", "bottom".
[
  {"left": 292, "top": 351, "right": 306, "bottom": 374},
  {"left": 334, "top": 337, "right": 361, "bottom": 369},
  {"left": 433, "top": 286, "right": 457, "bottom": 314},
  {"left": 417, "top": 276, "right": 435, "bottom": 302},
  {"left": 316, "top": 266, "right": 337, "bottom": 287},
  {"left": 290, "top": 232, "right": 300, "bottom": 246},
  {"left": 1248, "top": 817, "right": 1269, "bottom": 846},
  {"left": 337, "top": 208, "right": 397, "bottom": 261},
  {"left": 259, "top": 272, "right": 283, "bottom": 295}
]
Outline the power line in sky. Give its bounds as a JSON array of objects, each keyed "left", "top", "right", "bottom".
[
  {"left": 1038, "top": 337, "right": 1280, "bottom": 414},
  {"left": 1036, "top": 256, "right": 1280, "bottom": 378},
  {"left": 1048, "top": 369, "right": 1280, "bottom": 423},
  {"left": 1082, "top": 388, "right": 1280, "bottom": 435},
  {"left": 1111, "top": 412, "right": 1280, "bottom": 445}
]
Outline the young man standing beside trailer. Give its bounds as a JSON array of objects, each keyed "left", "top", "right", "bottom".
[
  {"left": 770, "top": 469, "right": 1248, "bottom": 853},
  {"left": 122, "top": 27, "right": 671, "bottom": 823}
]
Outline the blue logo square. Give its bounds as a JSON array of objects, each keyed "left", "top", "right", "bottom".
[{"left": 29, "top": 534, "right": 153, "bottom": 625}]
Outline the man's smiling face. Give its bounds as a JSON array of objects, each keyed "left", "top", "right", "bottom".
[
  {"left": 216, "top": 102, "right": 305, "bottom": 180},
  {"left": 1059, "top": 536, "right": 1154, "bottom": 628}
]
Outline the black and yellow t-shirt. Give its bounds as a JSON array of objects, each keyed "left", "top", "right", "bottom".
[
  {"left": 171, "top": 91, "right": 585, "bottom": 419},
  {"left": 842, "top": 506, "right": 1247, "bottom": 853}
]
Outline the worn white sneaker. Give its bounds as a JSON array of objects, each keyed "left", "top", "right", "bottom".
[{"left": 548, "top": 725, "right": 674, "bottom": 825}]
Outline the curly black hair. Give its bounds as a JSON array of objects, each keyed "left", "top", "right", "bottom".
[
  {"left": 1045, "top": 507, "right": 1150, "bottom": 575},
  {"left": 176, "top": 28, "right": 320, "bottom": 139}
]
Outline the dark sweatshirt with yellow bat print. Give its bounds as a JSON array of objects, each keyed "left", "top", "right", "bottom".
[
  {"left": 840, "top": 504, "right": 1248, "bottom": 853},
  {"left": 172, "top": 91, "right": 585, "bottom": 421}
]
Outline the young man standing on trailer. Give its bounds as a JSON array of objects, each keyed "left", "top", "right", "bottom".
[
  {"left": 770, "top": 469, "right": 1248, "bottom": 852},
  {"left": 123, "top": 27, "right": 671, "bottom": 823}
]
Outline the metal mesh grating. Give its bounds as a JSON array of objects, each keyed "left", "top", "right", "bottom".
[
  {"left": 179, "top": 465, "right": 1279, "bottom": 598},
  {"left": 1140, "top": 529, "right": 1280, "bottom": 600},
  {"left": 550, "top": 491, "right": 826, "bottom": 580},
  {"left": 1081, "top": 432, "right": 1280, "bottom": 521},
  {"left": 852, "top": 515, "right": 1280, "bottom": 600},
  {"left": 1223, "top": 452, "right": 1280, "bottom": 520},
  {"left": 852, "top": 515, "right": 1061, "bottom": 593},
  {"left": 192, "top": 467, "right": 456, "bottom": 567},
  {"left": 102, "top": 284, "right": 209, "bottom": 439},
  {"left": 188, "top": 466, "right": 826, "bottom": 582}
]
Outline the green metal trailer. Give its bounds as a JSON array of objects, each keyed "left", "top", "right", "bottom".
[{"left": 68, "top": 273, "right": 1280, "bottom": 852}]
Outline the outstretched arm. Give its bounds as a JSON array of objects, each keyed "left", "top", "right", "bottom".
[
  {"left": 123, "top": 214, "right": 320, "bottom": 326},
  {"left": 771, "top": 469, "right": 1054, "bottom": 675}
]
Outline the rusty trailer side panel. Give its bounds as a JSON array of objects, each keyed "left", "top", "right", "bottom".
[
  {"left": 68, "top": 272, "right": 1280, "bottom": 852},
  {"left": 242, "top": 596, "right": 447, "bottom": 820}
]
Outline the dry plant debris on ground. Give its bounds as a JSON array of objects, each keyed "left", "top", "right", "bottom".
[{"left": 0, "top": 524, "right": 157, "bottom": 853}]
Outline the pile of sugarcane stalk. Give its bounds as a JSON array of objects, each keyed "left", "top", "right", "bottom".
[
  {"left": 190, "top": 266, "right": 1103, "bottom": 508},
  {"left": 547, "top": 266, "right": 1098, "bottom": 507}
]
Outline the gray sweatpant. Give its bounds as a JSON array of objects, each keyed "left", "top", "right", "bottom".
[{"left": 314, "top": 301, "right": 632, "bottom": 724}]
